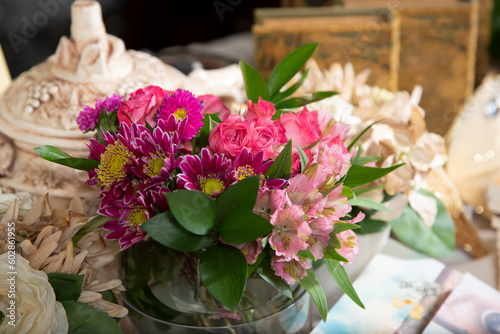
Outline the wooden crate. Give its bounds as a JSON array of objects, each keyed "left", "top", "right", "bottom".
[
  {"left": 476, "top": 0, "right": 493, "bottom": 84},
  {"left": 345, "top": 0, "right": 479, "bottom": 137},
  {"left": 253, "top": 7, "right": 400, "bottom": 91}
]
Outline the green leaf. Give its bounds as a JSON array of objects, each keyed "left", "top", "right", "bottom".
[
  {"left": 268, "top": 43, "right": 318, "bottom": 97},
  {"left": 165, "top": 190, "right": 216, "bottom": 235},
  {"left": 352, "top": 186, "right": 384, "bottom": 197},
  {"left": 352, "top": 156, "right": 380, "bottom": 166},
  {"left": 34, "top": 146, "right": 99, "bottom": 171},
  {"left": 356, "top": 218, "right": 389, "bottom": 234},
  {"left": 0, "top": 310, "right": 4, "bottom": 326},
  {"left": 325, "top": 259, "right": 365, "bottom": 309},
  {"left": 141, "top": 212, "right": 213, "bottom": 252},
  {"left": 215, "top": 175, "right": 260, "bottom": 224},
  {"left": 299, "top": 269, "right": 328, "bottom": 322},
  {"left": 100, "top": 290, "right": 118, "bottom": 305},
  {"left": 239, "top": 60, "right": 270, "bottom": 103},
  {"left": 389, "top": 194, "right": 455, "bottom": 257},
  {"left": 47, "top": 273, "right": 84, "bottom": 301},
  {"left": 275, "top": 91, "right": 338, "bottom": 110},
  {"left": 343, "top": 164, "right": 405, "bottom": 189},
  {"left": 333, "top": 222, "right": 361, "bottom": 235},
  {"left": 62, "top": 301, "right": 123, "bottom": 334},
  {"left": 73, "top": 215, "right": 111, "bottom": 246},
  {"left": 199, "top": 244, "right": 248, "bottom": 311},
  {"left": 297, "top": 146, "right": 309, "bottom": 173},
  {"left": 265, "top": 139, "right": 292, "bottom": 180},
  {"left": 247, "top": 250, "right": 267, "bottom": 277},
  {"left": 270, "top": 69, "right": 310, "bottom": 104},
  {"left": 347, "top": 119, "right": 384, "bottom": 152},
  {"left": 95, "top": 111, "right": 119, "bottom": 145},
  {"left": 323, "top": 247, "right": 349, "bottom": 262},
  {"left": 219, "top": 209, "right": 273, "bottom": 244},
  {"left": 196, "top": 114, "right": 221, "bottom": 149},
  {"left": 341, "top": 186, "right": 355, "bottom": 199},
  {"left": 349, "top": 197, "right": 391, "bottom": 212},
  {"left": 255, "top": 255, "right": 293, "bottom": 300},
  {"left": 297, "top": 248, "right": 316, "bottom": 260}
]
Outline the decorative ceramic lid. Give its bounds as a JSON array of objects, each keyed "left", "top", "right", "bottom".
[{"left": 0, "top": 0, "right": 187, "bottom": 210}]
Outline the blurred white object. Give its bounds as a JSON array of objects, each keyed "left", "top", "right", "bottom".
[{"left": 447, "top": 74, "right": 500, "bottom": 217}]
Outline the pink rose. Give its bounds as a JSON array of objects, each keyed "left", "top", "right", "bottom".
[
  {"left": 117, "top": 85, "right": 169, "bottom": 127},
  {"left": 209, "top": 115, "right": 256, "bottom": 157},
  {"left": 251, "top": 117, "right": 287, "bottom": 160},
  {"left": 198, "top": 95, "right": 231, "bottom": 121},
  {"left": 279, "top": 107, "right": 322, "bottom": 147},
  {"left": 245, "top": 97, "right": 276, "bottom": 122}
]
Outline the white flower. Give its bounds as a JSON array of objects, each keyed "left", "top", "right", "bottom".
[{"left": 0, "top": 253, "right": 68, "bottom": 334}]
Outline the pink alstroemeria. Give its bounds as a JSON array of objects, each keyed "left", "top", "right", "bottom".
[
  {"left": 253, "top": 189, "right": 290, "bottom": 219},
  {"left": 307, "top": 216, "right": 334, "bottom": 260},
  {"left": 269, "top": 205, "right": 311, "bottom": 259},
  {"left": 335, "top": 212, "right": 365, "bottom": 264},
  {"left": 230, "top": 238, "right": 264, "bottom": 264},
  {"left": 271, "top": 255, "right": 311, "bottom": 285},
  {"left": 311, "top": 137, "right": 351, "bottom": 182},
  {"left": 286, "top": 174, "right": 324, "bottom": 216}
]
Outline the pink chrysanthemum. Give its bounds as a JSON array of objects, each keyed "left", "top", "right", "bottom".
[
  {"left": 177, "top": 148, "right": 236, "bottom": 198},
  {"left": 269, "top": 205, "right": 311, "bottom": 259},
  {"left": 157, "top": 89, "right": 204, "bottom": 140},
  {"left": 77, "top": 94, "right": 123, "bottom": 132},
  {"left": 77, "top": 105, "right": 101, "bottom": 132}
]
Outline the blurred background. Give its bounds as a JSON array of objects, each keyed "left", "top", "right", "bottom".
[{"left": 0, "top": 0, "right": 282, "bottom": 78}]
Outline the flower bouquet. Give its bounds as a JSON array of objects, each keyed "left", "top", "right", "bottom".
[{"left": 35, "top": 44, "right": 401, "bottom": 332}]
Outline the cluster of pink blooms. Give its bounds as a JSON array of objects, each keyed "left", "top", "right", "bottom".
[{"left": 77, "top": 85, "right": 363, "bottom": 285}]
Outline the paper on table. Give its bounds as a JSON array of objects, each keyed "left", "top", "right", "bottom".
[{"left": 312, "top": 241, "right": 463, "bottom": 334}]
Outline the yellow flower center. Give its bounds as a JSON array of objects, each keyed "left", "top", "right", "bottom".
[
  {"left": 342, "top": 235, "right": 357, "bottom": 249},
  {"left": 97, "top": 141, "right": 135, "bottom": 187},
  {"left": 174, "top": 108, "right": 188, "bottom": 120},
  {"left": 200, "top": 177, "right": 224, "bottom": 197},
  {"left": 144, "top": 153, "right": 167, "bottom": 177},
  {"left": 127, "top": 206, "right": 147, "bottom": 227},
  {"left": 235, "top": 165, "right": 255, "bottom": 181}
]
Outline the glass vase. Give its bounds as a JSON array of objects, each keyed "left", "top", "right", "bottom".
[{"left": 120, "top": 239, "right": 311, "bottom": 334}]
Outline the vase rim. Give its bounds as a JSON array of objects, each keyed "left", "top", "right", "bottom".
[{"left": 120, "top": 287, "right": 309, "bottom": 330}]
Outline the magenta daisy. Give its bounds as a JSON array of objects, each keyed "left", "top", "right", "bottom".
[
  {"left": 157, "top": 89, "right": 204, "bottom": 140},
  {"left": 102, "top": 198, "right": 151, "bottom": 250},
  {"left": 177, "top": 148, "right": 236, "bottom": 198},
  {"left": 86, "top": 123, "right": 139, "bottom": 188},
  {"left": 130, "top": 120, "right": 181, "bottom": 189},
  {"left": 232, "top": 148, "right": 288, "bottom": 190}
]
